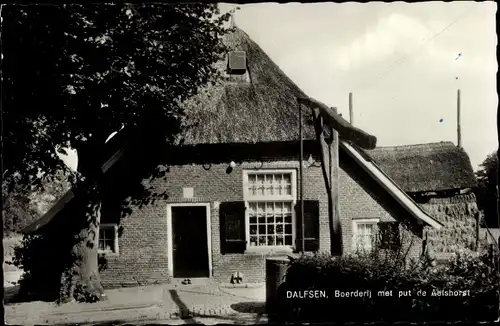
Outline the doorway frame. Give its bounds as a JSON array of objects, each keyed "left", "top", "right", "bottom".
[{"left": 166, "top": 203, "right": 212, "bottom": 278}]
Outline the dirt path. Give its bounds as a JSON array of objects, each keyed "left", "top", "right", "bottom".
[{"left": 5, "top": 283, "right": 267, "bottom": 325}]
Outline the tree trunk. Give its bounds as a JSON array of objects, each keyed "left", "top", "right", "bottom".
[{"left": 59, "top": 144, "right": 106, "bottom": 303}]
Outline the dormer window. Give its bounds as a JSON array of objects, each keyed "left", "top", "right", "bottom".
[{"left": 227, "top": 51, "right": 247, "bottom": 75}]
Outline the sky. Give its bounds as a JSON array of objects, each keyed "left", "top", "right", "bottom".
[{"left": 61, "top": 1, "right": 497, "bottom": 172}]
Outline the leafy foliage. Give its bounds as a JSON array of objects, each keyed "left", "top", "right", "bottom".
[
  {"left": 2, "top": 171, "right": 70, "bottom": 235},
  {"left": 28, "top": 170, "right": 71, "bottom": 216},
  {"left": 3, "top": 3, "right": 233, "bottom": 302},
  {"left": 2, "top": 186, "right": 37, "bottom": 235},
  {"left": 271, "top": 248, "right": 499, "bottom": 323},
  {"left": 11, "top": 223, "right": 111, "bottom": 303},
  {"left": 73, "top": 283, "right": 102, "bottom": 303},
  {"left": 10, "top": 234, "right": 62, "bottom": 302},
  {"left": 2, "top": 3, "right": 233, "bottom": 188},
  {"left": 475, "top": 152, "right": 498, "bottom": 227}
]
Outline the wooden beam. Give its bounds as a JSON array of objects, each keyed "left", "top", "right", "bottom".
[
  {"left": 298, "top": 96, "right": 377, "bottom": 150},
  {"left": 312, "top": 109, "right": 330, "bottom": 191},
  {"left": 311, "top": 107, "right": 343, "bottom": 256},
  {"left": 329, "top": 108, "right": 342, "bottom": 256}
]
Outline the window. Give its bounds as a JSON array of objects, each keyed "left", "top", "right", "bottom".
[
  {"left": 98, "top": 224, "right": 119, "bottom": 254},
  {"left": 245, "top": 172, "right": 295, "bottom": 199},
  {"left": 378, "top": 222, "right": 401, "bottom": 250},
  {"left": 227, "top": 51, "right": 247, "bottom": 75},
  {"left": 352, "top": 219, "right": 379, "bottom": 253},
  {"left": 244, "top": 170, "right": 296, "bottom": 248},
  {"left": 248, "top": 202, "right": 294, "bottom": 246}
]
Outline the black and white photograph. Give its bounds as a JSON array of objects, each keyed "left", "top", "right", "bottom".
[{"left": 2, "top": 1, "right": 498, "bottom": 324}]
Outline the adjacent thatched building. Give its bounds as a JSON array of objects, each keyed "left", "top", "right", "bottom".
[
  {"left": 365, "top": 142, "right": 480, "bottom": 257},
  {"left": 22, "top": 25, "right": 444, "bottom": 287}
]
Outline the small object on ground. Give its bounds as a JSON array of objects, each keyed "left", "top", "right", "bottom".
[{"left": 231, "top": 272, "right": 243, "bottom": 284}]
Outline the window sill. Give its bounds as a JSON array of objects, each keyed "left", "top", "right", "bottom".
[
  {"left": 244, "top": 246, "right": 294, "bottom": 256},
  {"left": 98, "top": 251, "right": 119, "bottom": 258}
]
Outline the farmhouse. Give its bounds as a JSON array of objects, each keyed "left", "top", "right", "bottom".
[
  {"left": 23, "top": 25, "right": 446, "bottom": 287},
  {"left": 365, "top": 142, "right": 480, "bottom": 258}
]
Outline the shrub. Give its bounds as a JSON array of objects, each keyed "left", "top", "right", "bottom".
[
  {"left": 74, "top": 283, "right": 101, "bottom": 303},
  {"left": 12, "top": 228, "right": 110, "bottom": 303},
  {"left": 2, "top": 189, "right": 38, "bottom": 235},
  {"left": 10, "top": 234, "right": 64, "bottom": 302},
  {"left": 272, "top": 248, "right": 499, "bottom": 323}
]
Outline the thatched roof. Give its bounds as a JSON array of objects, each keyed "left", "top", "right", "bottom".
[
  {"left": 180, "top": 26, "right": 317, "bottom": 145},
  {"left": 22, "top": 25, "right": 386, "bottom": 235},
  {"left": 179, "top": 25, "right": 378, "bottom": 149},
  {"left": 364, "top": 142, "right": 477, "bottom": 193}
]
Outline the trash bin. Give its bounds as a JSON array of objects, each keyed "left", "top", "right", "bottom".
[{"left": 265, "top": 256, "right": 289, "bottom": 314}]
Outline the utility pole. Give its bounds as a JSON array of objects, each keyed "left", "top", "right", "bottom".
[
  {"left": 349, "top": 92, "right": 354, "bottom": 125},
  {"left": 457, "top": 89, "right": 462, "bottom": 148}
]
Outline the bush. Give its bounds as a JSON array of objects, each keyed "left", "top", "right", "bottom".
[
  {"left": 11, "top": 228, "right": 110, "bottom": 303},
  {"left": 272, "top": 248, "right": 499, "bottom": 323},
  {"left": 10, "top": 234, "right": 65, "bottom": 302},
  {"left": 2, "top": 189, "right": 38, "bottom": 235}
]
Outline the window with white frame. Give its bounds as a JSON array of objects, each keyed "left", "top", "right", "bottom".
[
  {"left": 244, "top": 171, "right": 296, "bottom": 248},
  {"left": 98, "top": 224, "right": 119, "bottom": 254},
  {"left": 352, "top": 219, "right": 379, "bottom": 253}
]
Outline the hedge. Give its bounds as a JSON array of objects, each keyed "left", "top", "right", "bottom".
[{"left": 269, "top": 248, "right": 499, "bottom": 323}]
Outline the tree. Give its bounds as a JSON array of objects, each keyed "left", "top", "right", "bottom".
[
  {"left": 2, "top": 171, "right": 69, "bottom": 235},
  {"left": 475, "top": 152, "right": 498, "bottom": 227},
  {"left": 2, "top": 3, "right": 232, "bottom": 302},
  {"left": 28, "top": 170, "right": 71, "bottom": 217},
  {"left": 2, "top": 185, "right": 37, "bottom": 236}
]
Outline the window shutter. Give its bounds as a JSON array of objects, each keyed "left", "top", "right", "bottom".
[
  {"left": 219, "top": 201, "right": 247, "bottom": 254},
  {"left": 378, "top": 221, "right": 401, "bottom": 250},
  {"left": 295, "top": 200, "right": 320, "bottom": 252}
]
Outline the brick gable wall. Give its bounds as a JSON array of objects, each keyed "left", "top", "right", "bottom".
[{"left": 99, "top": 158, "right": 424, "bottom": 288}]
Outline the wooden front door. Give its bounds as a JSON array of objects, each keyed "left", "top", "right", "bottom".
[{"left": 171, "top": 206, "right": 209, "bottom": 278}]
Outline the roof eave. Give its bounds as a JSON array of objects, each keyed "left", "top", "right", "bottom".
[
  {"left": 297, "top": 96, "right": 377, "bottom": 150},
  {"left": 21, "top": 145, "right": 126, "bottom": 234},
  {"left": 21, "top": 189, "right": 75, "bottom": 234},
  {"left": 341, "top": 141, "right": 444, "bottom": 230}
]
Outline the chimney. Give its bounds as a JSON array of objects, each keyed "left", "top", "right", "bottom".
[
  {"left": 230, "top": 14, "right": 236, "bottom": 28},
  {"left": 457, "top": 89, "right": 462, "bottom": 148},
  {"left": 349, "top": 92, "right": 354, "bottom": 125}
]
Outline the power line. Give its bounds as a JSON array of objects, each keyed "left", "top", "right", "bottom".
[{"left": 353, "top": 4, "right": 479, "bottom": 94}]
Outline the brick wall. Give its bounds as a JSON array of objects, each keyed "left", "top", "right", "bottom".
[
  {"left": 339, "top": 159, "right": 423, "bottom": 261},
  {"left": 99, "top": 155, "right": 426, "bottom": 287}
]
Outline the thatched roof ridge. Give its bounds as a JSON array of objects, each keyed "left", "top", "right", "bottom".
[
  {"left": 422, "top": 192, "right": 477, "bottom": 205},
  {"left": 180, "top": 26, "right": 316, "bottom": 145},
  {"left": 364, "top": 141, "right": 477, "bottom": 193}
]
